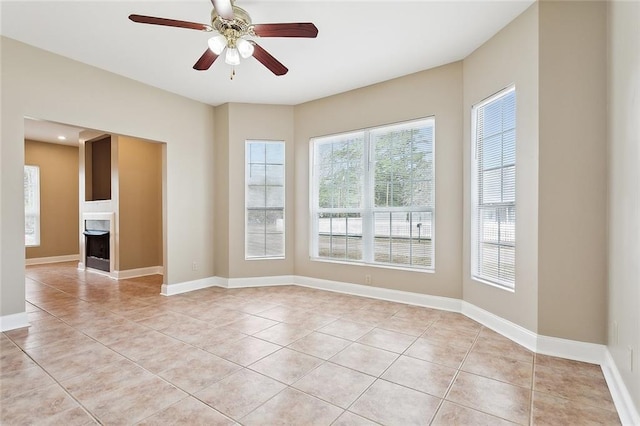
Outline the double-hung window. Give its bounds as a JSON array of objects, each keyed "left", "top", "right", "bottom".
[
  {"left": 311, "top": 118, "right": 435, "bottom": 270},
  {"left": 472, "top": 87, "right": 516, "bottom": 289},
  {"left": 245, "top": 140, "right": 285, "bottom": 259},
  {"left": 24, "top": 165, "right": 41, "bottom": 247}
]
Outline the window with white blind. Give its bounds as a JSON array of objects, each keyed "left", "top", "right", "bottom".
[
  {"left": 24, "top": 165, "right": 41, "bottom": 247},
  {"left": 472, "top": 87, "right": 516, "bottom": 289},
  {"left": 311, "top": 118, "right": 435, "bottom": 270},
  {"left": 245, "top": 141, "right": 285, "bottom": 259}
]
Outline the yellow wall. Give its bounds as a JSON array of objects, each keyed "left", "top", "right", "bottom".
[
  {"left": 118, "top": 136, "right": 163, "bottom": 270},
  {"left": 24, "top": 140, "right": 79, "bottom": 259}
]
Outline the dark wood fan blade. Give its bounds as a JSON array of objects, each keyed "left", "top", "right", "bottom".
[
  {"left": 129, "top": 14, "right": 212, "bottom": 32},
  {"left": 253, "top": 23, "right": 318, "bottom": 38},
  {"left": 193, "top": 49, "right": 219, "bottom": 71},
  {"left": 211, "top": 0, "right": 234, "bottom": 20},
  {"left": 251, "top": 42, "right": 288, "bottom": 76}
]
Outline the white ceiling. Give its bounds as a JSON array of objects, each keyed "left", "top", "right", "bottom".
[{"left": 1, "top": 0, "right": 534, "bottom": 109}]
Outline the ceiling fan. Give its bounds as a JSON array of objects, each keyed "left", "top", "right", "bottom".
[{"left": 129, "top": 0, "right": 318, "bottom": 77}]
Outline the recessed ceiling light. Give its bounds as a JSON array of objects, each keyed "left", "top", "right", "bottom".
[{"left": 57, "top": 136, "right": 66, "bottom": 140}]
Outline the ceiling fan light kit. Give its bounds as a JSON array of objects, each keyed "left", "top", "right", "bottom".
[{"left": 129, "top": 0, "right": 318, "bottom": 78}]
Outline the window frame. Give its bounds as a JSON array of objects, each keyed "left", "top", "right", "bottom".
[
  {"left": 310, "top": 117, "right": 435, "bottom": 271},
  {"left": 471, "top": 86, "right": 516, "bottom": 290},
  {"left": 244, "top": 140, "right": 285, "bottom": 260},
  {"left": 24, "top": 164, "right": 41, "bottom": 247}
]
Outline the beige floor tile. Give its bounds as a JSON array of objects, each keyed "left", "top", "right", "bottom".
[
  {"left": 287, "top": 331, "right": 351, "bottom": 359},
  {"left": 0, "top": 345, "right": 37, "bottom": 373},
  {"left": 461, "top": 350, "right": 533, "bottom": 388},
  {"left": 196, "top": 368, "right": 286, "bottom": 420},
  {"left": 250, "top": 347, "right": 323, "bottom": 384},
  {"left": 533, "top": 363, "right": 616, "bottom": 412},
  {"left": 97, "top": 378, "right": 186, "bottom": 424},
  {"left": 253, "top": 323, "right": 314, "bottom": 346},
  {"left": 404, "top": 337, "right": 470, "bottom": 369},
  {"left": 226, "top": 315, "right": 279, "bottom": 334},
  {"left": 318, "top": 319, "right": 375, "bottom": 341},
  {"left": 535, "top": 354, "right": 604, "bottom": 378},
  {"left": 381, "top": 355, "right": 457, "bottom": 398},
  {"left": 432, "top": 401, "right": 517, "bottom": 425},
  {"left": 157, "top": 349, "right": 241, "bottom": 393},
  {"left": 0, "top": 364, "right": 56, "bottom": 401},
  {"left": 241, "top": 387, "right": 343, "bottom": 425},
  {"left": 30, "top": 342, "right": 124, "bottom": 381},
  {"left": 136, "top": 396, "right": 235, "bottom": 425},
  {"left": 422, "top": 325, "right": 479, "bottom": 349},
  {"left": 350, "top": 379, "right": 441, "bottom": 425},
  {"left": 472, "top": 332, "right": 534, "bottom": 363},
  {"left": 1, "top": 383, "right": 94, "bottom": 425},
  {"left": 446, "top": 371, "right": 531, "bottom": 425},
  {"left": 209, "top": 335, "right": 281, "bottom": 366},
  {"left": 377, "top": 315, "right": 432, "bottom": 337},
  {"left": 330, "top": 343, "right": 398, "bottom": 377},
  {"left": 531, "top": 391, "right": 621, "bottom": 425},
  {"left": 357, "top": 328, "right": 416, "bottom": 353},
  {"left": 332, "top": 411, "right": 379, "bottom": 425},
  {"left": 434, "top": 311, "right": 483, "bottom": 333},
  {"left": 292, "top": 362, "right": 375, "bottom": 408}
]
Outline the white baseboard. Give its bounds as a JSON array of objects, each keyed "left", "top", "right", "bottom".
[
  {"left": 602, "top": 349, "right": 640, "bottom": 426},
  {"left": 294, "top": 275, "right": 462, "bottom": 312},
  {"left": 226, "top": 275, "right": 294, "bottom": 289},
  {"left": 462, "top": 301, "right": 538, "bottom": 353},
  {"left": 113, "top": 266, "right": 164, "bottom": 280},
  {"left": 536, "top": 334, "right": 607, "bottom": 365},
  {"left": 25, "top": 254, "right": 79, "bottom": 266},
  {"left": 0, "top": 312, "right": 29, "bottom": 332},
  {"left": 161, "top": 276, "right": 224, "bottom": 296}
]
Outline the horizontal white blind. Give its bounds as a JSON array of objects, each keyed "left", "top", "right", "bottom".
[{"left": 473, "top": 88, "right": 516, "bottom": 288}]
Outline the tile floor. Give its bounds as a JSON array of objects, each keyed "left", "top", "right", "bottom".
[{"left": 1, "top": 262, "right": 621, "bottom": 425}]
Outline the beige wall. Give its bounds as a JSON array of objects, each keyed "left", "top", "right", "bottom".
[
  {"left": 462, "top": 4, "right": 539, "bottom": 332},
  {"left": 538, "top": 1, "right": 607, "bottom": 344},
  {"left": 118, "top": 136, "right": 163, "bottom": 271},
  {"left": 607, "top": 0, "right": 640, "bottom": 408},
  {"left": 214, "top": 104, "right": 230, "bottom": 278},
  {"left": 215, "top": 103, "right": 295, "bottom": 278},
  {"left": 24, "top": 140, "right": 79, "bottom": 259},
  {"left": 294, "top": 62, "right": 463, "bottom": 298},
  {"left": 1, "top": 37, "right": 215, "bottom": 317}
]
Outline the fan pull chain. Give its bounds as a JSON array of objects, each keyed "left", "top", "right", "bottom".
[{"left": 230, "top": 68, "right": 236, "bottom": 80}]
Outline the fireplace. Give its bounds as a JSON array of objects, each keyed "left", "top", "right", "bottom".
[{"left": 83, "top": 218, "right": 112, "bottom": 273}]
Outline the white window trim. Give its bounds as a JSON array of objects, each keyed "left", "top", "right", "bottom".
[
  {"left": 310, "top": 117, "right": 435, "bottom": 271},
  {"left": 245, "top": 140, "right": 285, "bottom": 260},
  {"left": 24, "top": 164, "right": 41, "bottom": 247},
  {"left": 471, "top": 85, "right": 516, "bottom": 291}
]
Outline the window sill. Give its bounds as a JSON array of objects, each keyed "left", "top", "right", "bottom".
[{"left": 310, "top": 257, "right": 434, "bottom": 274}]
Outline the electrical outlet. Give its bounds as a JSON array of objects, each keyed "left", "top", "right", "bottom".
[
  {"left": 365, "top": 274, "right": 371, "bottom": 285},
  {"left": 192, "top": 261, "right": 198, "bottom": 271}
]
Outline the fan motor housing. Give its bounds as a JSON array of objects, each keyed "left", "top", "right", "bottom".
[{"left": 211, "top": 6, "right": 252, "bottom": 35}]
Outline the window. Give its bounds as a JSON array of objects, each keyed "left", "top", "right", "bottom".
[
  {"left": 472, "top": 87, "right": 516, "bottom": 289},
  {"left": 24, "top": 165, "right": 41, "bottom": 247},
  {"left": 311, "top": 118, "right": 435, "bottom": 270},
  {"left": 245, "top": 140, "right": 285, "bottom": 259}
]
